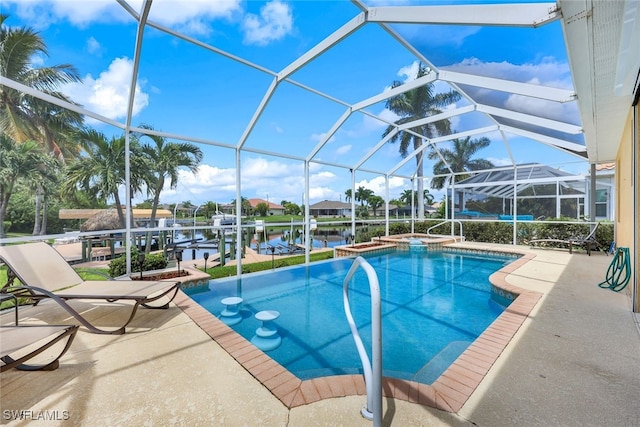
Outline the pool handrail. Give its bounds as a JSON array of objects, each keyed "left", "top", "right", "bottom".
[
  {"left": 342, "top": 256, "right": 382, "bottom": 427},
  {"left": 427, "top": 219, "right": 464, "bottom": 241}
]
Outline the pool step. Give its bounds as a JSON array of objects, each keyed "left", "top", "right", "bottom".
[{"left": 411, "top": 340, "right": 472, "bottom": 384}]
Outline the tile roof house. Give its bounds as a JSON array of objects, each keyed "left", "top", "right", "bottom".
[{"left": 248, "top": 199, "right": 285, "bottom": 216}]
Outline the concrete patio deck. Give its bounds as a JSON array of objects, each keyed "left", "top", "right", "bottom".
[{"left": 1, "top": 243, "right": 639, "bottom": 426}]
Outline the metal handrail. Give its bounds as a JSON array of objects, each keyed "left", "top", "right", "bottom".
[
  {"left": 342, "top": 256, "right": 382, "bottom": 426},
  {"left": 427, "top": 219, "right": 465, "bottom": 241}
]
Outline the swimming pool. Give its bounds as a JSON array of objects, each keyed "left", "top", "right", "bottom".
[{"left": 185, "top": 248, "right": 518, "bottom": 384}]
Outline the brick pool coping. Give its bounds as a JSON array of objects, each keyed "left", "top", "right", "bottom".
[{"left": 173, "top": 249, "right": 540, "bottom": 413}]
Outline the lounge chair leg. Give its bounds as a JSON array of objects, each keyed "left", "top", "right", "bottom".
[
  {"left": 1, "top": 357, "right": 60, "bottom": 371},
  {"left": 0, "top": 325, "right": 78, "bottom": 372},
  {"left": 33, "top": 291, "right": 129, "bottom": 335},
  {"left": 141, "top": 286, "right": 180, "bottom": 310}
]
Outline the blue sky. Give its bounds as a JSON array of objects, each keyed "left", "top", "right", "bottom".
[{"left": 4, "top": 0, "right": 588, "bottom": 207}]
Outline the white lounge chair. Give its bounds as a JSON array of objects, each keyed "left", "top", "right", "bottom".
[{"left": 0, "top": 242, "right": 180, "bottom": 334}]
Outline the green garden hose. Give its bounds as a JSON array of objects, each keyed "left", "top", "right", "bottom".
[{"left": 598, "top": 247, "right": 631, "bottom": 292}]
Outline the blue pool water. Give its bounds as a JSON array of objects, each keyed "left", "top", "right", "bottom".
[{"left": 185, "top": 248, "right": 517, "bottom": 384}]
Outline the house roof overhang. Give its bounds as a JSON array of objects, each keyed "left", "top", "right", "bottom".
[{"left": 560, "top": 0, "right": 640, "bottom": 163}]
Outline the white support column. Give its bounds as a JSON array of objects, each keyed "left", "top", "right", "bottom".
[
  {"left": 633, "top": 106, "right": 638, "bottom": 312},
  {"left": 351, "top": 170, "right": 357, "bottom": 242},
  {"left": 410, "top": 179, "right": 415, "bottom": 234},
  {"left": 385, "top": 175, "right": 390, "bottom": 236},
  {"left": 236, "top": 149, "right": 243, "bottom": 277},
  {"left": 512, "top": 166, "right": 518, "bottom": 244},
  {"left": 450, "top": 175, "right": 455, "bottom": 236},
  {"left": 556, "top": 181, "right": 561, "bottom": 218},
  {"left": 590, "top": 163, "right": 597, "bottom": 226},
  {"left": 304, "top": 161, "right": 310, "bottom": 264},
  {"left": 124, "top": 0, "right": 152, "bottom": 275}
]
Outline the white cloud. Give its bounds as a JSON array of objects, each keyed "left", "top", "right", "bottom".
[
  {"left": 355, "top": 176, "right": 407, "bottom": 197},
  {"left": 446, "top": 57, "right": 573, "bottom": 88},
  {"left": 62, "top": 57, "right": 150, "bottom": 121},
  {"left": 86, "top": 37, "right": 101, "bottom": 55},
  {"left": 242, "top": 0, "right": 293, "bottom": 46},
  {"left": 335, "top": 145, "right": 352, "bottom": 156},
  {"left": 132, "top": 157, "right": 417, "bottom": 206},
  {"left": 148, "top": 164, "right": 236, "bottom": 206},
  {"left": 308, "top": 186, "right": 339, "bottom": 202},
  {"left": 140, "top": 157, "right": 349, "bottom": 206},
  {"left": 8, "top": 0, "right": 125, "bottom": 28},
  {"left": 376, "top": 107, "right": 400, "bottom": 125},
  {"left": 310, "top": 132, "right": 336, "bottom": 144},
  {"left": 397, "top": 61, "right": 421, "bottom": 83},
  {"left": 443, "top": 57, "right": 579, "bottom": 121},
  {"left": 7, "top": 0, "right": 241, "bottom": 33},
  {"left": 137, "top": 0, "right": 242, "bottom": 36},
  {"left": 486, "top": 157, "right": 512, "bottom": 167}
]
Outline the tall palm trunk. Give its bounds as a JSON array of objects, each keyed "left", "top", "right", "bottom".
[
  {"left": 113, "top": 191, "right": 125, "bottom": 228},
  {"left": 145, "top": 177, "right": 164, "bottom": 254},
  {"left": 0, "top": 190, "right": 10, "bottom": 239},
  {"left": 0, "top": 174, "right": 16, "bottom": 239},
  {"left": 40, "top": 195, "right": 48, "bottom": 235},
  {"left": 32, "top": 186, "right": 43, "bottom": 235}
]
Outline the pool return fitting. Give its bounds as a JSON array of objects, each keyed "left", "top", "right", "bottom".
[
  {"left": 598, "top": 247, "right": 631, "bottom": 292},
  {"left": 343, "top": 256, "right": 382, "bottom": 427}
]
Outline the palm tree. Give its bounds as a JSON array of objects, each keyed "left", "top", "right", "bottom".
[
  {"left": 62, "top": 128, "right": 148, "bottom": 228},
  {"left": 344, "top": 189, "right": 352, "bottom": 203},
  {"left": 368, "top": 195, "right": 385, "bottom": 217},
  {"left": 202, "top": 201, "right": 218, "bottom": 219},
  {"left": 1, "top": 14, "right": 84, "bottom": 235},
  {"left": 0, "top": 14, "right": 83, "bottom": 151},
  {"left": 230, "top": 197, "right": 251, "bottom": 216},
  {"left": 355, "top": 186, "right": 373, "bottom": 207},
  {"left": 428, "top": 135, "right": 494, "bottom": 211},
  {"left": 136, "top": 125, "right": 203, "bottom": 252},
  {"left": 399, "top": 188, "right": 434, "bottom": 216},
  {"left": 383, "top": 62, "right": 461, "bottom": 219},
  {"left": 0, "top": 135, "right": 56, "bottom": 237}
]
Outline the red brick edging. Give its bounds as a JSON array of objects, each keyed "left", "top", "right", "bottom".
[{"left": 174, "top": 250, "right": 541, "bottom": 413}]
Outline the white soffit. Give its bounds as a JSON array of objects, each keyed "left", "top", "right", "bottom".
[
  {"left": 559, "top": 0, "right": 634, "bottom": 163},
  {"left": 367, "top": 3, "right": 560, "bottom": 27}
]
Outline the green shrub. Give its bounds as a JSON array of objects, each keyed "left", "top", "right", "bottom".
[
  {"left": 108, "top": 250, "right": 168, "bottom": 277},
  {"left": 207, "top": 251, "right": 333, "bottom": 279},
  {"left": 357, "top": 220, "right": 614, "bottom": 250}
]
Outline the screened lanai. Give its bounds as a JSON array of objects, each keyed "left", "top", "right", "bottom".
[
  {"left": 1, "top": 0, "right": 636, "bottom": 273},
  {"left": 452, "top": 163, "right": 615, "bottom": 221}
]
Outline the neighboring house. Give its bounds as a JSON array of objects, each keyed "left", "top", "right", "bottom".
[
  {"left": 592, "top": 163, "right": 615, "bottom": 221},
  {"left": 309, "top": 201, "right": 435, "bottom": 218},
  {"left": 248, "top": 198, "right": 286, "bottom": 216},
  {"left": 392, "top": 204, "right": 437, "bottom": 218},
  {"left": 309, "top": 200, "right": 352, "bottom": 217}
]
